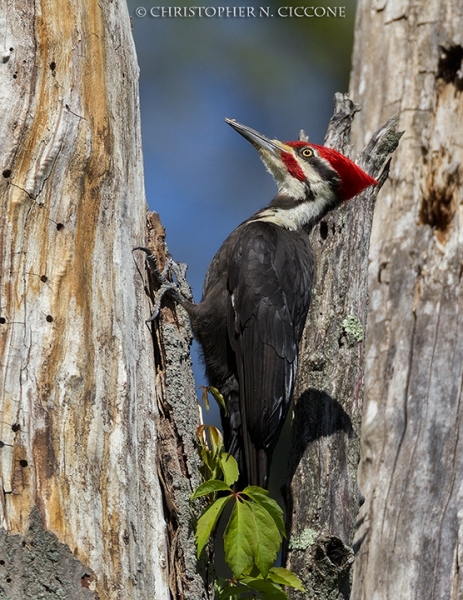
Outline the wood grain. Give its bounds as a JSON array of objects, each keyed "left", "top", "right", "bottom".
[
  {"left": 350, "top": 1, "right": 463, "bottom": 598},
  {"left": 0, "top": 1, "right": 170, "bottom": 597}
]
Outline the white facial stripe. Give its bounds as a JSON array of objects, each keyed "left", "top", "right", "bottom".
[
  {"left": 300, "top": 159, "right": 324, "bottom": 186},
  {"left": 252, "top": 146, "right": 338, "bottom": 230},
  {"left": 278, "top": 177, "right": 306, "bottom": 200},
  {"left": 250, "top": 190, "right": 335, "bottom": 230},
  {"left": 260, "top": 149, "right": 300, "bottom": 190},
  {"left": 260, "top": 147, "right": 333, "bottom": 200}
]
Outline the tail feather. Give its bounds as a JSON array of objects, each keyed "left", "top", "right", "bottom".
[{"left": 242, "top": 422, "right": 270, "bottom": 488}]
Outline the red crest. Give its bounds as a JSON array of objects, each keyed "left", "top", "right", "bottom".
[{"left": 286, "top": 142, "right": 378, "bottom": 200}]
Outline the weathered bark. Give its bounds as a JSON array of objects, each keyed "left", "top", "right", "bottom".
[
  {"left": 140, "top": 213, "right": 213, "bottom": 599},
  {"left": 349, "top": 1, "right": 463, "bottom": 598},
  {"left": 284, "top": 95, "right": 401, "bottom": 599},
  {"left": 0, "top": 1, "right": 172, "bottom": 598}
]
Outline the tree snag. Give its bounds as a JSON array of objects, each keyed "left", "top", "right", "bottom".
[
  {"left": 349, "top": 2, "right": 463, "bottom": 598},
  {"left": 0, "top": 1, "right": 170, "bottom": 598},
  {"left": 285, "top": 94, "right": 402, "bottom": 599}
]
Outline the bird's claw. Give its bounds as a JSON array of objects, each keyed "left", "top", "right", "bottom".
[
  {"left": 162, "top": 256, "right": 194, "bottom": 302},
  {"left": 133, "top": 247, "right": 193, "bottom": 321}
]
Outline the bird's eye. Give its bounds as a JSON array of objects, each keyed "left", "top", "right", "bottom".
[{"left": 301, "top": 148, "right": 313, "bottom": 158}]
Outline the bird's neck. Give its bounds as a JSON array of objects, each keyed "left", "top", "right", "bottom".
[{"left": 249, "top": 190, "right": 338, "bottom": 232}]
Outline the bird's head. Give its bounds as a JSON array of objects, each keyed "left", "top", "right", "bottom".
[{"left": 225, "top": 118, "right": 377, "bottom": 230}]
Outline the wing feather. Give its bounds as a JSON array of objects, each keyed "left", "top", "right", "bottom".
[{"left": 226, "top": 221, "right": 313, "bottom": 486}]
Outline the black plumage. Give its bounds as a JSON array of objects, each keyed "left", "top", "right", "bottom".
[{"left": 189, "top": 216, "right": 313, "bottom": 488}]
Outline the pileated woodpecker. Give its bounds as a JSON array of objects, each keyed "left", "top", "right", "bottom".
[{"left": 146, "top": 119, "right": 377, "bottom": 489}]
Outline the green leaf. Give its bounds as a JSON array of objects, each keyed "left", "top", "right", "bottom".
[
  {"left": 197, "top": 424, "right": 224, "bottom": 457},
  {"left": 268, "top": 567, "right": 305, "bottom": 592},
  {"left": 209, "top": 386, "right": 228, "bottom": 414},
  {"left": 249, "top": 501, "right": 281, "bottom": 577},
  {"left": 199, "top": 386, "right": 211, "bottom": 411},
  {"left": 241, "top": 578, "right": 290, "bottom": 600},
  {"left": 219, "top": 452, "right": 239, "bottom": 486},
  {"left": 195, "top": 495, "right": 231, "bottom": 557},
  {"left": 190, "top": 479, "right": 232, "bottom": 500},
  {"left": 217, "top": 587, "right": 243, "bottom": 600},
  {"left": 243, "top": 488, "right": 286, "bottom": 537},
  {"left": 216, "top": 580, "right": 249, "bottom": 600},
  {"left": 224, "top": 499, "right": 258, "bottom": 577},
  {"left": 208, "top": 425, "right": 223, "bottom": 456},
  {"left": 199, "top": 446, "right": 214, "bottom": 473},
  {"left": 243, "top": 485, "right": 269, "bottom": 496}
]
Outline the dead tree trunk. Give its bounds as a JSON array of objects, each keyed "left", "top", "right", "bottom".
[
  {"left": 284, "top": 96, "right": 401, "bottom": 599},
  {"left": 348, "top": 1, "right": 463, "bottom": 598},
  {"left": 141, "top": 213, "right": 213, "bottom": 600},
  {"left": 0, "top": 2, "right": 206, "bottom": 598}
]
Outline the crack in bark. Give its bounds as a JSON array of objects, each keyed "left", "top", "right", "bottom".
[{"left": 142, "top": 212, "right": 213, "bottom": 600}]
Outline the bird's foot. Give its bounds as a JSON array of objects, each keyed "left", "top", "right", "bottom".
[{"left": 133, "top": 247, "right": 193, "bottom": 321}]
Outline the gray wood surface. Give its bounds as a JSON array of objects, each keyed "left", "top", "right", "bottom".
[
  {"left": 0, "top": 1, "right": 170, "bottom": 597},
  {"left": 285, "top": 94, "right": 401, "bottom": 599},
  {"left": 350, "top": 1, "right": 463, "bottom": 598}
]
